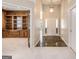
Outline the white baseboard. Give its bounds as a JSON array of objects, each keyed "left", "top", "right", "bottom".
[
  {"left": 61, "top": 37, "right": 68, "bottom": 46},
  {"left": 61, "top": 36, "right": 76, "bottom": 54},
  {"left": 34, "top": 39, "right": 40, "bottom": 47},
  {"left": 43, "top": 34, "right": 60, "bottom": 36}
]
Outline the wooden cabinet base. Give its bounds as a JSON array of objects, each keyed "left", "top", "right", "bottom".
[{"left": 2, "top": 30, "right": 28, "bottom": 38}]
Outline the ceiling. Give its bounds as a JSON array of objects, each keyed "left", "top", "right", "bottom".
[
  {"left": 2, "top": 0, "right": 35, "bottom": 3},
  {"left": 42, "top": 0, "right": 62, "bottom": 5},
  {"left": 2, "top": 0, "right": 35, "bottom": 10},
  {"left": 2, "top": 0, "right": 62, "bottom": 10}
]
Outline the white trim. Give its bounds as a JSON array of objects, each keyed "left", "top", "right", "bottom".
[
  {"left": 68, "top": 4, "right": 76, "bottom": 53},
  {"left": 69, "top": 46, "right": 76, "bottom": 54},
  {"left": 34, "top": 39, "right": 40, "bottom": 47},
  {"left": 43, "top": 34, "right": 60, "bottom": 36},
  {"left": 61, "top": 36, "right": 76, "bottom": 54},
  {"left": 61, "top": 36, "right": 68, "bottom": 47},
  {"left": 68, "top": 3, "right": 76, "bottom": 11},
  {"left": 29, "top": 9, "right": 33, "bottom": 48}
]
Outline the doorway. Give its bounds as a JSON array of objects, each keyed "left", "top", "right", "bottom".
[
  {"left": 2, "top": 10, "right": 30, "bottom": 48},
  {"left": 69, "top": 6, "right": 76, "bottom": 51}
]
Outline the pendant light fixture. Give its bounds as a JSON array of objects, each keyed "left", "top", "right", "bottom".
[
  {"left": 49, "top": 0, "right": 54, "bottom": 13},
  {"left": 50, "top": 7, "right": 54, "bottom": 12}
]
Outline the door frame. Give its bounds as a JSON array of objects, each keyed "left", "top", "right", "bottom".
[{"left": 68, "top": 4, "right": 76, "bottom": 52}]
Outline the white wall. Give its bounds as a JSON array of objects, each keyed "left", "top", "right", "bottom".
[
  {"left": 68, "top": 6, "right": 76, "bottom": 52},
  {"left": 60, "top": 0, "right": 69, "bottom": 44},
  {"left": 31, "top": 0, "right": 42, "bottom": 47},
  {"left": 60, "top": 0, "right": 76, "bottom": 52}
]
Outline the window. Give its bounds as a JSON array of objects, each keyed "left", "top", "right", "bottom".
[
  {"left": 17, "top": 16, "right": 22, "bottom": 30},
  {"left": 13, "top": 16, "right": 22, "bottom": 30}
]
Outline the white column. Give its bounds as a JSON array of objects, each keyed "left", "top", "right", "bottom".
[{"left": 40, "top": 8, "right": 43, "bottom": 47}]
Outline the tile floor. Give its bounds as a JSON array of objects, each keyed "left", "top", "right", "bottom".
[{"left": 36, "top": 36, "right": 67, "bottom": 47}]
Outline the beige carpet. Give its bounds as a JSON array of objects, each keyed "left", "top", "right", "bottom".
[
  {"left": 2, "top": 38, "right": 28, "bottom": 51},
  {"left": 2, "top": 47, "right": 75, "bottom": 59},
  {"left": 2, "top": 38, "right": 75, "bottom": 59}
]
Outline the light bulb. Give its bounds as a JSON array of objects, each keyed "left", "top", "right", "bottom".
[{"left": 50, "top": 8, "right": 54, "bottom": 12}]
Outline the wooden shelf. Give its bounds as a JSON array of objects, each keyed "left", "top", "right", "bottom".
[
  {"left": 3, "top": 11, "right": 30, "bottom": 38},
  {"left": 6, "top": 15, "right": 29, "bottom": 17}
]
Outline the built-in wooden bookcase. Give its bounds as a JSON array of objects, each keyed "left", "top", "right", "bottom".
[
  {"left": 2, "top": 10, "right": 30, "bottom": 38},
  {"left": 5, "top": 11, "right": 30, "bottom": 30},
  {"left": 2, "top": 10, "right": 6, "bottom": 30},
  {"left": 6, "top": 16, "right": 12, "bottom": 30}
]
